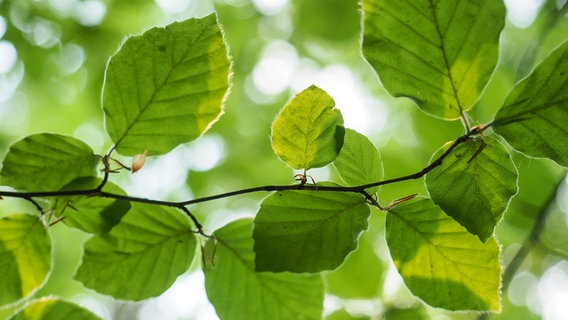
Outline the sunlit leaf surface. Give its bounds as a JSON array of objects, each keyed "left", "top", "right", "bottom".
[
  {"left": 494, "top": 40, "right": 568, "bottom": 167},
  {"left": 362, "top": 0, "right": 505, "bottom": 119},
  {"left": 386, "top": 198, "right": 501, "bottom": 311},
  {"left": 333, "top": 128, "right": 383, "bottom": 194},
  {"left": 0, "top": 134, "right": 99, "bottom": 192},
  {"left": 0, "top": 214, "right": 51, "bottom": 305},
  {"left": 425, "top": 137, "right": 518, "bottom": 241},
  {"left": 271, "top": 85, "right": 344, "bottom": 170},
  {"left": 204, "top": 219, "right": 323, "bottom": 320},
  {"left": 103, "top": 13, "right": 231, "bottom": 156},
  {"left": 9, "top": 298, "right": 101, "bottom": 320},
  {"left": 75, "top": 203, "right": 196, "bottom": 300}
]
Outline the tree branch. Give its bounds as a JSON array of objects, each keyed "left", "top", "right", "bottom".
[{"left": 0, "top": 126, "right": 486, "bottom": 233}]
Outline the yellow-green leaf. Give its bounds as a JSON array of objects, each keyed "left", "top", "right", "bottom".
[
  {"left": 386, "top": 198, "right": 501, "bottom": 311},
  {"left": 271, "top": 85, "right": 345, "bottom": 170},
  {"left": 362, "top": 0, "right": 505, "bottom": 119},
  {"left": 103, "top": 13, "right": 231, "bottom": 156},
  {"left": 9, "top": 298, "right": 101, "bottom": 320},
  {"left": 0, "top": 214, "right": 51, "bottom": 305}
]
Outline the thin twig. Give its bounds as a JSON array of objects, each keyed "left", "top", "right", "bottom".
[{"left": 0, "top": 126, "right": 487, "bottom": 233}]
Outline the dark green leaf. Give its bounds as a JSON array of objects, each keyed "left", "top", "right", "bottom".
[
  {"left": 74, "top": 203, "right": 196, "bottom": 300},
  {"left": 271, "top": 85, "right": 345, "bottom": 170},
  {"left": 0, "top": 134, "right": 99, "bottom": 192},
  {"left": 425, "top": 137, "right": 517, "bottom": 241},
  {"left": 51, "top": 177, "right": 130, "bottom": 233},
  {"left": 386, "top": 198, "right": 501, "bottom": 311},
  {"left": 9, "top": 298, "right": 101, "bottom": 320},
  {"left": 0, "top": 214, "right": 51, "bottom": 305},
  {"left": 362, "top": 0, "right": 505, "bottom": 119},
  {"left": 384, "top": 306, "right": 428, "bottom": 320},
  {"left": 333, "top": 128, "right": 383, "bottom": 193},
  {"left": 204, "top": 219, "right": 324, "bottom": 320},
  {"left": 253, "top": 185, "right": 369, "bottom": 272},
  {"left": 323, "top": 215, "right": 384, "bottom": 298},
  {"left": 494, "top": 40, "right": 568, "bottom": 167},
  {"left": 103, "top": 13, "right": 231, "bottom": 156}
]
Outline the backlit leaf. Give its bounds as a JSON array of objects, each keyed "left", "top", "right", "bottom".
[
  {"left": 494, "top": 40, "right": 568, "bottom": 167},
  {"left": 253, "top": 184, "right": 369, "bottom": 272},
  {"left": 0, "top": 214, "right": 51, "bottom": 305},
  {"left": 9, "top": 298, "right": 101, "bottom": 320},
  {"left": 103, "top": 13, "right": 231, "bottom": 156},
  {"left": 386, "top": 198, "right": 501, "bottom": 311},
  {"left": 362, "top": 0, "right": 505, "bottom": 119},
  {"left": 425, "top": 137, "right": 517, "bottom": 241},
  {"left": 204, "top": 219, "right": 323, "bottom": 320},
  {"left": 0, "top": 134, "right": 99, "bottom": 192},
  {"left": 74, "top": 203, "right": 196, "bottom": 300},
  {"left": 333, "top": 128, "right": 383, "bottom": 194},
  {"left": 271, "top": 85, "right": 345, "bottom": 170},
  {"left": 323, "top": 215, "right": 384, "bottom": 299},
  {"left": 51, "top": 177, "right": 130, "bottom": 234}
]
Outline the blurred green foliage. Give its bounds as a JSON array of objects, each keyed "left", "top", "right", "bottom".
[{"left": 0, "top": 0, "right": 567, "bottom": 319}]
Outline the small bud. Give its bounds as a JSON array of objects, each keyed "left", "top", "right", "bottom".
[{"left": 131, "top": 149, "right": 148, "bottom": 173}]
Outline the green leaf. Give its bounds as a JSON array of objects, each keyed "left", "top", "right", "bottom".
[
  {"left": 204, "top": 219, "right": 324, "bottom": 320},
  {"left": 0, "top": 214, "right": 51, "bottom": 305},
  {"left": 384, "top": 306, "right": 428, "bottom": 320},
  {"left": 51, "top": 177, "right": 130, "bottom": 234},
  {"left": 271, "top": 85, "right": 345, "bottom": 170},
  {"left": 425, "top": 137, "right": 517, "bottom": 241},
  {"left": 74, "top": 203, "right": 197, "bottom": 300},
  {"left": 9, "top": 298, "right": 101, "bottom": 320},
  {"left": 333, "top": 128, "right": 383, "bottom": 193},
  {"left": 362, "top": 0, "right": 505, "bottom": 119},
  {"left": 323, "top": 215, "right": 384, "bottom": 299},
  {"left": 0, "top": 134, "right": 99, "bottom": 192},
  {"left": 253, "top": 184, "right": 369, "bottom": 272},
  {"left": 103, "top": 13, "right": 231, "bottom": 156},
  {"left": 493, "top": 40, "right": 568, "bottom": 167},
  {"left": 386, "top": 198, "right": 501, "bottom": 311}
]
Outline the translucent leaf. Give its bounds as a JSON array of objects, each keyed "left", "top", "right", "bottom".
[
  {"left": 74, "top": 203, "right": 196, "bottom": 300},
  {"left": 9, "top": 298, "right": 101, "bottom": 320},
  {"left": 386, "top": 198, "right": 501, "bottom": 311},
  {"left": 323, "top": 215, "right": 384, "bottom": 299},
  {"left": 362, "top": 0, "right": 505, "bottom": 119},
  {"left": 253, "top": 184, "right": 369, "bottom": 272},
  {"left": 0, "top": 134, "right": 99, "bottom": 192},
  {"left": 493, "top": 40, "right": 568, "bottom": 167},
  {"left": 271, "top": 85, "right": 345, "bottom": 170},
  {"left": 0, "top": 214, "right": 51, "bottom": 305},
  {"left": 204, "top": 219, "right": 324, "bottom": 320},
  {"left": 51, "top": 177, "right": 130, "bottom": 234},
  {"left": 103, "top": 13, "right": 231, "bottom": 156},
  {"left": 425, "top": 137, "right": 517, "bottom": 241},
  {"left": 333, "top": 128, "right": 383, "bottom": 194}
]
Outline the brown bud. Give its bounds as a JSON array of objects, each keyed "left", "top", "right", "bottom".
[{"left": 131, "top": 149, "right": 148, "bottom": 173}]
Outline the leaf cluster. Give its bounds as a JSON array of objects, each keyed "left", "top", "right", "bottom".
[{"left": 0, "top": 1, "right": 567, "bottom": 319}]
